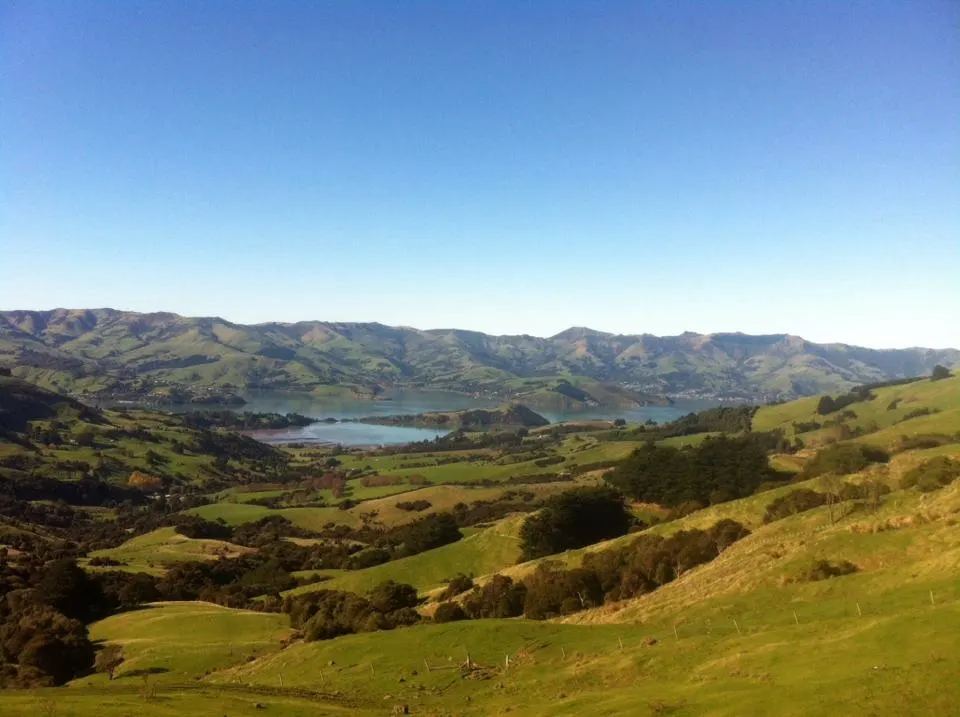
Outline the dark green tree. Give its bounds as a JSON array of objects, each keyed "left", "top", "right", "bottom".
[{"left": 519, "top": 487, "right": 632, "bottom": 560}]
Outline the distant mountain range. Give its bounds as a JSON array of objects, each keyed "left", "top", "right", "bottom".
[{"left": 1, "top": 308, "right": 957, "bottom": 405}]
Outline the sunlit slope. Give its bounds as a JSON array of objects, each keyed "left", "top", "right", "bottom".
[
  {"left": 289, "top": 514, "right": 525, "bottom": 596},
  {"left": 85, "top": 527, "right": 255, "bottom": 574},
  {"left": 84, "top": 602, "right": 291, "bottom": 683},
  {"left": 753, "top": 374, "right": 960, "bottom": 448}
]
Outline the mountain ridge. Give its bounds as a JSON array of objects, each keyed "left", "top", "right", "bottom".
[{"left": 1, "top": 308, "right": 957, "bottom": 403}]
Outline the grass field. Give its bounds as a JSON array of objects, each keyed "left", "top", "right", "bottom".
[
  {"left": 185, "top": 502, "right": 362, "bottom": 530},
  {"left": 85, "top": 527, "right": 254, "bottom": 574},
  {"left": 753, "top": 374, "right": 960, "bottom": 449},
  {"left": 84, "top": 602, "right": 292, "bottom": 683},
  {"left": 289, "top": 514, "right": 526, "bottom": 596}
]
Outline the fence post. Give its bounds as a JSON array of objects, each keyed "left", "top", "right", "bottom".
[
  {"left": 424, "top": 659, "right": 431, "bottom": 674},
  {"left": 856, "top": 602, "right": 862, "bottom": 617},
  {"left": 793, "top": 611, "right": 799, "bottom": 625},
  {"left": 733, "top": 618, "right": 741, "bottom": 635}
]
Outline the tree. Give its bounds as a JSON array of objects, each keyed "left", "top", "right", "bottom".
[
  {"left": 94, "top": 645, "right": 124, "bottom": 680},
  {"left": 613, "top": 418, "right": 626, "bottom": 427},
  {"left": 35, "top": 559, "right": 105, "bottom": 622},
  {"left": 519, "top": 487, "right": 632, "bottom": 560},
  {"left": 433, "top": 602, "right": 467, "bottom": 623},
  {"left": 816, "top": 395, "right": 836, "bottom": 415},
  {"left": 931, "top": 365, "right": 951, "bottom": 381}
]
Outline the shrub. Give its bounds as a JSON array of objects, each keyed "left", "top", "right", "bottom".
[
  {"left": 900, "top": 407, "right": 936, "bottom": 422},
  {"left": 433, "top": 602, "right": 467, "bottom": 623},
  {"left": 798, "top": 559, "right": 858, "bottom": 582},
  {"left": 523, "top": 565, "right": 603, "bottom": 620},
  {"left": 606, "top": 435, "right": 783, "bottom": 507},
  {"left": 519, "top": 487, "right": 632, "bottom": 560},
  {"left": 174, "top": 516, "right": 233, "bottom": 541},
  {"left": 802, "top": 444, "right": 889, "bottom": 479},
  {"left": 283, "top": 581, "right": 420, "bottom": 641},
  {"left": 438, "top": 574, "right": 474, "bottom": 601},
  {"left": 396, "top": 500, "right": 431, "bottom": 512},
  {"left": 900, "top": 457, "right": 960, "bottom": 492},
  {"left": 897, "top": 434, "right": 956, "bottom": 451},
  {"left": 393, "top": 513, "right": 462, "bottom": 557},
  {"left": 94, "top": 645, "right": 124, "bottom": 680},
  {"left": 346, "top": 548, "right": 391, "bottom": 570},
  {"left": 931, "top": 365, "right": 951, "bottom": 381},
  {"left": 462, "top": 575, "right": 526, "bottom": 619},
  {"left": 764, "top": 489, "right": 829, "bottom": 523}
]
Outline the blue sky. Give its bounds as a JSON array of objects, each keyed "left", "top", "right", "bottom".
[{"left": 2, "top": 1, "right": 958, "bottom": 348}]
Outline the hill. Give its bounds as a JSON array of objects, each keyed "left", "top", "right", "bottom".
[
  {"left": 3, "top": 308, "right": 957, "bottom": 403},
  {"left": 354, "top": 402, "right": 550, "bottom": 429}
]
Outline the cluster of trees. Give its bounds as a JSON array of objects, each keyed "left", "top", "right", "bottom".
[
  {"left": 931, "top": 365, "right": 952, "bottom": 381},
  {"left": 283, "top": 581, "right": 421, "bottom": 640},
  {"left": 605, "top": 435, "right": 787, "bottom": 508},
  {"left": 900, "top": 457, "right": 960, "bottom": 492},
  {"left": 519, "top": 487, "right": 633, "bottom": 561},
  {"left": 763, "top": 489, "right": 829, "bottom": 523},
  {"left": 179, "top": 411, "right": 315, "bottom": 430},
  {"left": 801, "top": 443, "right": 889, "bottom": 479},
  {"left": 436, "top": 520, "right": 750, "bottom": 622},
  {"left": 635, "top": 406, "right": 757, "bottom": 440},
  {"left": 396, "top": 499, "right": 431, "bottom": 512},
  {"left": 0, "top": 558, "right": 164, "bottom": 687},
  {"left": 815, "top": 387, "right": 875, "bottom": 416}
]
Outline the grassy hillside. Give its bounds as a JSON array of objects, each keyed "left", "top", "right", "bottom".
[
  {"left": 0, "top": 376, "right": 288, "bottom": 489},
  {"left": 289, "top": 514, "right": 525, "bottom": 595},
  {"left": 86, "top": 601, "right": 292, "bottom": 683},
  {"left": 1, "top": 373, "right": 959, "bottom": 715},
  {"left": 4, "top": 308, "right": 957, "bottom": 402},
  {"left": 85, "top": 527, "right": 255, "bottom": 574},
  {"left": 753, "top": 373, "right": 960, "bottom": 449}
]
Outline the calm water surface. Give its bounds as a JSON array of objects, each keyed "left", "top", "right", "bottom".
[{"left": 227, "top": 389, "right": 721, "bottom": 446}]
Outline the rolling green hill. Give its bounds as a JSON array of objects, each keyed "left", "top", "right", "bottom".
[
  {"left": 3, "top": 308, "right": 956, "bottom": 403},
  {"left": 1, "top": 371, "right": 959, "bottom": 715}
]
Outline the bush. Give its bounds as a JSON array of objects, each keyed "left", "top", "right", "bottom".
[
  {"left": 931, "top": 365, "right": 951, "bottom": 381},
  {"left": 802, "top": 444, "right": 889, "bottom": 479},
  {"left": 283, "top": 581, "right": 421, "bottom": 641},
  {"left": 900, "top": 457, "right": 960, "bottom": 492},
  {"left": 798, "top": 559, "right": 858, "bottom": 582},
  {"left": 438, "top": 574, "right": 474, "bottom": 601},
  {"left": 174, "top": 516, "right": 233, "bottom": 541},
  {"left": 393, "top": 513, "right": 462, "bottom": 557},
  {"left": 606, "top": 435, "right": 783, "bottom": 507},
  {"left": 346, "top": 548, "right": 392, "bottom": 570},
  {"left": 764, "top": 489, "right": 828, "bottom": 523},
  {"left": 462, "top": 575, "right": 526, "bottom": 619},
  {"left": 900, "top": 407, "right": 936, "bottom": 422},
  {"left": 523, "top": 565, "right": 603, "bottom": 619},
  {"left": 897, "top": 434, "right": 956, "bottom": 451},
  {"left": 396, "top": 500, "right": 431, "bottom": 512},
  {"left": 433, "top": 602, "right": 467, "bottom": 623},
  {"left": 519, "top": 487, "right": 632, "bottom": 560}
]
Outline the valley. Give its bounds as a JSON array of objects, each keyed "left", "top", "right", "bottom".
[{"left": 1, "top": 366, "right": 958, "bottom": 714}]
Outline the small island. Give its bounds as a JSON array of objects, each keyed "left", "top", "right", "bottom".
[{"left": 352, "top": 403, "right": 550, "bottom": 430}]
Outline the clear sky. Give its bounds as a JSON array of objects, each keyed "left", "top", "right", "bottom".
[{"left": 2, "top": 1, "right": 958, "bottom": 348}]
